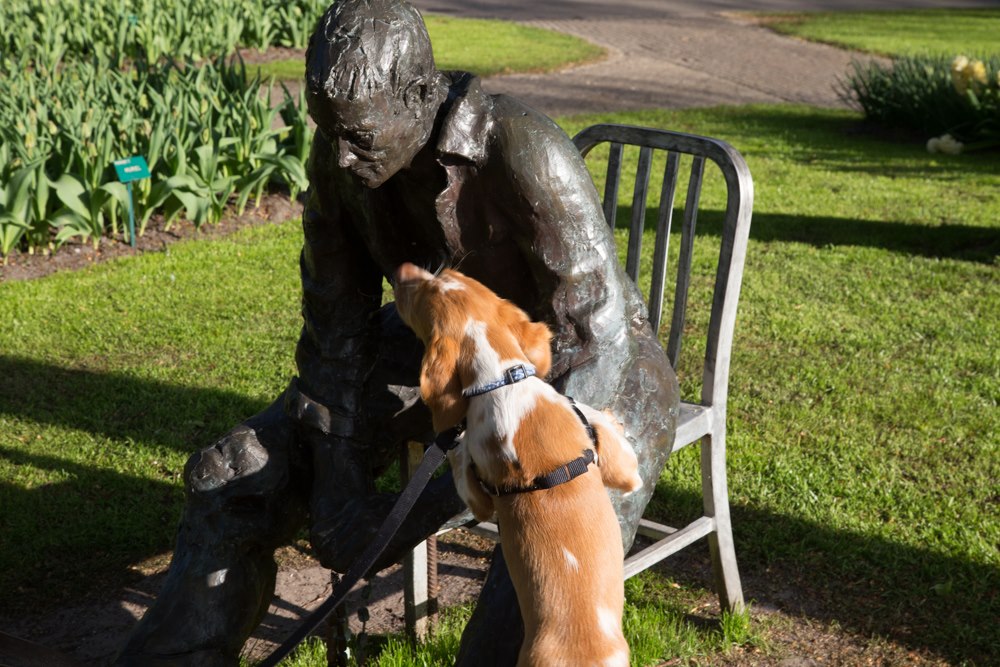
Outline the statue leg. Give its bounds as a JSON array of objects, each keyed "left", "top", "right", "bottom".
[
  {"left": 306, "top": 303, "right": 466, "bottom": 573},
  {"left": 116, "top": 397, "right": 308, "bottom": 667},
  {"left": 454, "top": 545, "right": 523, "bottom": 667}
]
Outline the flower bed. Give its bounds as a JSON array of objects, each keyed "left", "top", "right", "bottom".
[
  {"left": 0, "top": 0, "right": 318, "bottom": 262},
  {"left": 841, "top": 54, "right": 999, "bottom": 153},
  {"left": 1, "top": 0, "right": 329, "bottom": 68}
]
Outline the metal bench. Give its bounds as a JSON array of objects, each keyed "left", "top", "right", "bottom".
[
  {"left": 573, "top": 123, "right": 751, "bottom": 611},
  {"left": 403, "top": 121, "right": 753, "bottom": 634}
]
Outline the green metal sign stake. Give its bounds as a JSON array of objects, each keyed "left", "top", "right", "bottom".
[{"left": 113, "top": 156, "right": 150, "bottom": 248}]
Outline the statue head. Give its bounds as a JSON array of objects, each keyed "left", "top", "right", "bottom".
[{"left": 306, "top": 0, "right": 444, "bottom": 187}]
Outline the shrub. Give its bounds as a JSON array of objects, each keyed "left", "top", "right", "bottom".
[{"left": 840, "top": 54, "right": 1000, "bottom": 152}]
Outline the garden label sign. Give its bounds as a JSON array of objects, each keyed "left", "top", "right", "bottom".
[{"left": 113, "top": 155, "right": 150, "bottom": 248}]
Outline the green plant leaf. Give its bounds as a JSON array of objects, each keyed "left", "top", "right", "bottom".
[{"left": 50, "top": 173, "right": 91, "bottom": 220}]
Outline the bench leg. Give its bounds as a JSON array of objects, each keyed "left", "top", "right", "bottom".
[
  {"left": 701, "top": 430, "right": 744, "bottom": 612},
  {"left": 402, "top": 442, "right": 431, "bottom": 639}
]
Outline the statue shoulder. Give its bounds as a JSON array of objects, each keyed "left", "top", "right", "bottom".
[
  {"left": 486, "top": 95, "right": 595, "bottom": 200},
  {"left": 488, "top": 94, "right": 573, "bottom": 147}
]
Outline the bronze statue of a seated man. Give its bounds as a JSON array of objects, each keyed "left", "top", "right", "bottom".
[{"left": 117, "top": 1, "right": 678, "bottom": 664}]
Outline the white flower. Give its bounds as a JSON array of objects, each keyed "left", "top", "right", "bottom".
[
  {"left": 927, "top": 133, "right": 963, "bottom": 155},
  {"left": 938, "top": 134, "right": 963, "bottom": 154}
]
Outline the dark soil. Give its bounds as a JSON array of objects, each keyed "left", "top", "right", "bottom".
[
  {"left": 0, "top": 193, "right": 303, "bottom": 283},
  {"left": 0, "top": 523, "right": 959, "bottom": 667}
]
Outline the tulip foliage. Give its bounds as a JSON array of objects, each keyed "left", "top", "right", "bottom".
[{"left": 0, "top": 0, "right": 320, "bottom": 262}]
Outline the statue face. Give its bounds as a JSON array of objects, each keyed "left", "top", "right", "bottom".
[{"left": 317, "top": 84, "right": 433, "bottom": 188}]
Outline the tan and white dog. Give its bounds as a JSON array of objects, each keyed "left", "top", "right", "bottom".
[{"left": 393, "top": 263, "right": 643, "bottom": 667}]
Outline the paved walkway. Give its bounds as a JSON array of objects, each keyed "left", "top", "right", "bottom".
[{"left": 412, "top": 0, "right": 991, "bottom": 116}]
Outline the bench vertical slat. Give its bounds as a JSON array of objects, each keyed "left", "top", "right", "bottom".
[
  {"left": 570, "top": 122, "right": 750, "bottom": 614},
  {"left": 603, "top": 142, "right": 624, "bottom": 231},
  {"left": 648, "top": 151, "right": 681, "bottom": 332},
  {"left": 666, "top": 155, "right": 705, "bottom": 369},
  {"left": 626, "top": 146, "right": 653, "bottom": 281}
]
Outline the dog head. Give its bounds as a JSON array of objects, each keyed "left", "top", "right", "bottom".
[{"left": 393, "top": 263, "right": 552, "bottom": 432}]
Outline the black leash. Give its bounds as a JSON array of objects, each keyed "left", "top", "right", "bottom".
[{"left": 259, "top": 427, "right": 462, "bottom": 667}]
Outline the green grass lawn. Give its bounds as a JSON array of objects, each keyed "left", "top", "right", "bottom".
[
  {"left": 252, "top": 14, "right": 605, "bottom": 81},
  {"left": 1, "top": 105, "right": 997, "bottom": 665},
  {"left": 756, "top": 8, "right": 1000, "bottom": 57}
]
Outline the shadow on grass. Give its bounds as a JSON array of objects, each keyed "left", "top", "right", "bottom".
[
  {"left": 619, "top": 206, "right": 999, "bottom": 264},
  {"left": 648, "top": 484, "right": 1000, "bottom": 666},
  {"left": 0, "top": 355, "right": 269, "bottom": 454},
  {"left": 576, "top": 105, "right": 999, "bottom": 181},
  {"left": 0, "top": 355, "right": 270, "bottom": 613},
  {"left": 748, "top": 212, "right": 1000, "bottom": 263},
  {"left": 0, "top": 444, "right": 180, "bottom": 615},
  {"left": 3, "top": 355, "right": 998, "bottom": 665}
]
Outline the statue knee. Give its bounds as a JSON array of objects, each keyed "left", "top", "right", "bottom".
[
  {"left": 185, "top": 425, "right": 269, "bottom": 495},
  {"left": 179, "top": 417, "right": 307, "bottom": 547},
  {"left": 184, "top": 409, "right": 301, "bottom": 504}
]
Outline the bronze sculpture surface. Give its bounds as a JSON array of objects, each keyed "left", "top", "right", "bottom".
[{"left": 117, "top": 1, "right": 678, "bottom": 664}]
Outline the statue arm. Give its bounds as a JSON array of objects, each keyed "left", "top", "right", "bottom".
[
  {"left": 502, "top": 113, "right": 679, "bottom": 550},
  {"left": 292, "top": 131, "right": 384, "bottom": 435},
  {"left": 293, "top": 134, "right": 466, "bottom": 571},
  {"left": 500, "top": 109, "right": 642, "bottom": 394},
  {"left": 291, "top": 133, "right": 397, "bottom": 572}
]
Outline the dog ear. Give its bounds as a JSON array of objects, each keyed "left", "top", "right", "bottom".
[
  {"left": 500, "top": 302, "right": 552, "bottom": 378},
  {"left": 420, "top": 334, "right": 468, "bottom": 432},
  {"left": 578, "top": 405, "right": 644, "bottom": 494},
  {"left": 519, "top": 319, "right": 552, "bottom": 378}
]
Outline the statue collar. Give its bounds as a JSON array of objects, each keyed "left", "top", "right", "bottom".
[{"left": 436, "top": 71, "right": 493, "bottom": 167}]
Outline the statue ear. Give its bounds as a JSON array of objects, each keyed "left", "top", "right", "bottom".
[
  {"left": 402, "top": 80, "right": 428, "bottom": 113},
  {"left": 420, "top": 334, "right": 468, "bottom": 432}
]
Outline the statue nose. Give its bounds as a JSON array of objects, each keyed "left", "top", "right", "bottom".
[{"left": 337, "top": 139, "right": 358, "bottom": 168}]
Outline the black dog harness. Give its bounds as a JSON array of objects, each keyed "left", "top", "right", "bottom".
[
  {"left": 478, "top": 445, "right": 596, "bottom": 497},
  {"left": 465, "top": 364, "right": 600, "bottom": 496}
]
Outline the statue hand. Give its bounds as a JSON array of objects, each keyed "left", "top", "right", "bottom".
[
  {"left": 309, "top": 472, "right": 466, "bottom": 575},
  {"left": 310, "top": 492, "right": 398, "bottom": 572}
]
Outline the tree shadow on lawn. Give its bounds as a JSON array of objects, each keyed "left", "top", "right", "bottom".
[
  {"left": 705, "top": 106, "right": 1000, "bottom": 182},
  {"left": 648, "top": 484, "right": 1000, "bottom": 666},
  {"left": 621, "top": 206, "right": 999, "bottom": 264},
  {"left": 0, "top": 443, "right": 180, "bottom": 615},
  {"left": 3, "top": 356, "right": 998, "bottom": 664},
  {"left": 0, "top": 355, "right": 269, "bottom": 455},
  {"left": 748, "top": 211, "right": 999, "bottom": 264},
  {"left": 586, "top": 106, "right": 999, "bottom": 182},
  {"left": 0, "top": 355, "right": 270, "bottom": 614}
]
